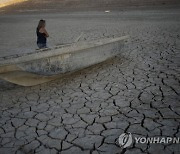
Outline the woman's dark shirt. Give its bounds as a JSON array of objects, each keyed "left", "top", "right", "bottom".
[{"left": 36, "top": 28, "right": 46, "bottom": 44}]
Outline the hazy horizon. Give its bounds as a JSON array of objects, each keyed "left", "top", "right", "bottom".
[{"left": 0, "top": 0, "right": 26, "bottom": 8}]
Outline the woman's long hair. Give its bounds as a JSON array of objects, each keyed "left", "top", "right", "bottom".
[{"left": 37, "top": 19, "right": 46, "bottom": 30}]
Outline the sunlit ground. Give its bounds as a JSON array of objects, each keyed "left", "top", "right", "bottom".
[{"left": 0, "top": 0, "right": 27, "bottom": 8}]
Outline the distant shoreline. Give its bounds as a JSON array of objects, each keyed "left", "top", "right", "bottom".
[
  {"left": 0, "top": 5, "right": 180, "bottom": 16},
  {"left": 1, "top": 0, "right": 180, "bottom": 15},
  {"left": 0, "top": 0, "right": 27, "bottom": 8}
]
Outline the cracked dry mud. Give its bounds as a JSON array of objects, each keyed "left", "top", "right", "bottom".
[{"left": 0, "top": 8, "right": 180, "bottom": 154}]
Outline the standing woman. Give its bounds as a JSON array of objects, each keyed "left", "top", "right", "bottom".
[{"left": 36, "top": 19, "right": 49, "bottom": 49}]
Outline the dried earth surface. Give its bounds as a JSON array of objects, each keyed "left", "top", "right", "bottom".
[{"left": 0, "top": 6, "right": 180, "bottom": 154}]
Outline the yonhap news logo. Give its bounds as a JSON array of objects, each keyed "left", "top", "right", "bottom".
[
  {"left": 118, "top": 132, "right": 180, "bottom": 148},
  {"left": 118, "top": 132, "right": 133, "bottom": 148}
]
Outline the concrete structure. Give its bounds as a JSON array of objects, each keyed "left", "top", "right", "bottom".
[{"left": 0, "top": 36, "right": 128, "bottom": 86}]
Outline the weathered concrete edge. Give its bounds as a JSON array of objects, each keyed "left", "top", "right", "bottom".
[{"left": 0, "top": 35, "right": 129, "bottom": 66}]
